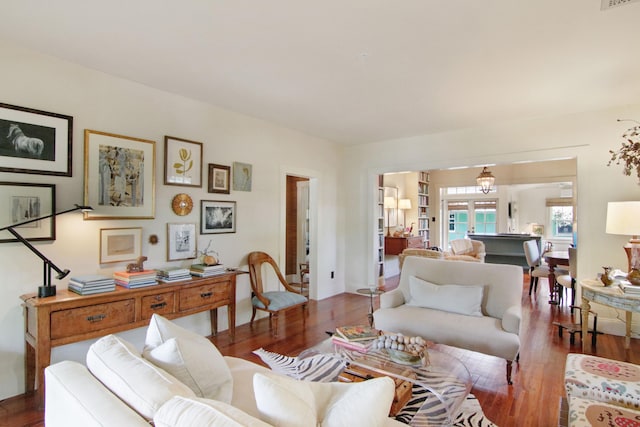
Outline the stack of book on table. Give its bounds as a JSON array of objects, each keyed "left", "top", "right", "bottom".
[
  {"left": 190, "top": 263, "right": 226, "bottom": 277},
  {"left": 331, "top": 324, "right": 380, "bottom": 353},
  {"left": 68, "top": 274, "right": 115, "bottom": 295},
  {"left": 156, "top": 267, "right": 192, "bottom": 283},
  {"left": 620, "top": 281, "right": 640, "bottom": 295},
  {"left": 113, "top": 270, "right": 158, "bottom": 288}
]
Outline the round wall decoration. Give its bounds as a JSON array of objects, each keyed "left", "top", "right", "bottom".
[{"left": 171, "top": 193, "right": 193, "bottom": 216}]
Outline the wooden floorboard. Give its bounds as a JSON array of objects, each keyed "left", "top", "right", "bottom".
[{"left": 2, "top": 274, "right": 640, "bottom": 426}]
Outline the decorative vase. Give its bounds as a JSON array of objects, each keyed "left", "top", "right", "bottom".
[
  {"left": 601, "top": 267, "right": 613, "bottom": 286},
  {"left": 628, "top": 268, "right": 640, "bottom": 286}
]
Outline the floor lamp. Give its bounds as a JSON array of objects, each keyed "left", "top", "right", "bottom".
[
  {"left": 0, "top": 204, "right": 92, "bottom": 297},
  {"left": 398, "top": 198, "right": 412, "bottom": 232}
]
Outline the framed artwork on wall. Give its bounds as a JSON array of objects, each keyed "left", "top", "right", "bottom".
[
  {"left": 164, "top": 136, "right": 203, "bottom": 187},
  {"left": 232, "top": 162, "right": 252, "bottom": 191},
  {"left": 200, "top": 200, "right": 236, "bottom": 234},
  {"left": 208, "top": 163, "right": 230, "bottom": 194},
  {"left": 99, "top": 227, "right": 142, "bottom": 264},
  {"left": 83, "top": 129, "right": 156, "bottom": 220},
  {"left": 0, "top": 182, "right": 55, "bottom": 242},
  {"left": 167, "top": 222, "right": 197, "bottom": 261},
  {"left": 0, "top": 103, "right": 72, "bottom": 176}
]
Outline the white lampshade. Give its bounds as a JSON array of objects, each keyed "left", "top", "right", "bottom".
[
  {"left": 398, "top": 199, "right": 412, "bottom": 210},
  {"left": 606, "top": 201, "right": 640, "bottom": 241},
  {"left": 384, "top": 197, "right": 396, "bottom": 208}
]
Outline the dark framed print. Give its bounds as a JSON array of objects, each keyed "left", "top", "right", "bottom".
[
  {"left": 208, "top": 163, "right": 231, "bottom": 194},
  {"left": 99, "top": 227, "right": 142, "bottom": 264},
  {"left": 0, "top": 103, "right": 72, "bottom": 176},
  {"left": 164, "top": 136, "right": 203, "bottom": 187},
  {"left": 84, "top": 129, "right": 156, "bottom": 220},
  {"left": 0, "top": 182, "right": 56, "bottom": 242},
  {"left": 167, "top": 222, "right": 197, "bottom": 261},
  {"left": 201, "top": 200, "right": 236, "bottom": 234}
]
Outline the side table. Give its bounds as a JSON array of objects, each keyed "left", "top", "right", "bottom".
[
  {"left": 581, "top": 279, "right": 640, "bottom": 353},
  {"left": 356, "top": 287, "right": 385, "bottom": 327}
]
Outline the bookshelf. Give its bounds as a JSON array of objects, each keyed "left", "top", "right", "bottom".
[
  {"left": 417, "top": 171, "right": 430, "bottom": 247},
  {"left": 376, "top": 175, "right": 385, "bottom": 286}
]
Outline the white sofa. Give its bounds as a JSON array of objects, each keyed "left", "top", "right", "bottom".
[
  {"left": 373, "top": 256, "right": 523, "bottom": 384},
  {"left": 45, "top": 314, "right": 404, "bottom": 427}
]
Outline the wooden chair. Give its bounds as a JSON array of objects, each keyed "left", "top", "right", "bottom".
[
  {"left": 247, "top": 251, "right": 308, "bottom": 336},
  {"left": 556, "top": 247, "right": 577, "bottom": 310}
]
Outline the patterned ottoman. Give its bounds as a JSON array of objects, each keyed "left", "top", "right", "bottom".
[
  {"left": 565, "top": 353, "right": 640, "bottom": 410},
  {"left": 568, "top": 396, "right": 640, "bottom": 427}
]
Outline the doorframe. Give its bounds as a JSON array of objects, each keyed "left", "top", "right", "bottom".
[{"left": 280, "top": 167, "right": 319, "bottom": 300}]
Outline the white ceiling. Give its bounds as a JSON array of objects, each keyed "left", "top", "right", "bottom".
[{"left": 1, "top": 1, "right": 639, "bottom": 145}]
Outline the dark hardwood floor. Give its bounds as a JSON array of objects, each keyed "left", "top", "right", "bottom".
[{"left": 2, "top": 273, "right": 640, "bottom": 427}]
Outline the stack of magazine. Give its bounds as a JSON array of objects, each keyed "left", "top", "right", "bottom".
[
  {"left": 113, "top": 270, "right": 158, "bottom": 288},
  {"left": 190, "top": 263, "right": 226, "bottom": 277},
  {"left": 156, "top": 267, "right": 191, "bottom": 283},
  {"left": 68, "top": 274, "right": 115, "bottom": 295},
  {"left": 620, "top": 281, "right": 640, "bottom": 295},
  {"left": 331, "top": 324, "right": 379, "bottom": 353}
]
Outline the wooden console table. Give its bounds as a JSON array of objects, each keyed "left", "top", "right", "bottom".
[
  {"left": 384, "top": 236, "right": 424, "bottom": 255},
  {"left": 20, "top": 271, "right": 240, "bottom": 403}
]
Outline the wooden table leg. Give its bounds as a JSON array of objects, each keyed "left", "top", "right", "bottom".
[
  {"left": 626, "top": 311, "right": 632, "bottom": 350},
  {"left": 548, "top": 261, "right": 559, "bottom": 305},
  {"left": 581, "top": 297, "right": 591, "bottom": 352},
  {"left": 228, "top": 303, "right": 235, "bottom": 342},
  {"left": 210, "top": 307, "right": 218, "bottom": 336}
]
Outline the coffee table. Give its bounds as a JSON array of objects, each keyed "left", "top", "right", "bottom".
[{"left": 299, "top": 338, "right": 472, "bottom": 426}]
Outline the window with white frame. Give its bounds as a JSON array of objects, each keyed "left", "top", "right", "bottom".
[{"left": 546, "top": 198, "right": 574, "bottom": 238}]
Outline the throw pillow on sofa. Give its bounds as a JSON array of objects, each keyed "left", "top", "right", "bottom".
[
  {"left": 154, "top": 396, "right": 271, "bottom": 427},
  {"left": 142, "top": 313, "right": 234, "bottom": 403},
  {"left": 253, "top": 371, "right": 395, "bottom": 427},
  {"left": 86, "top": 334, "right": 196, "bottom": 420},
  {"left": 407, "top": 275, "right": 484, "bottom": 317}
]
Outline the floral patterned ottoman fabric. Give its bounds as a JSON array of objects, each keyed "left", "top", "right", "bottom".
[
  {"left": 565, "top": 353, "right": 640, "bottom": 410},
  {"left": 568, "top": 396, "right": 640, "bottom": 427}
]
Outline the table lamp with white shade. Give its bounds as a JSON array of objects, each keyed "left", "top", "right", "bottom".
[{"left": 606, "top": 201, "right": 640, "bottom": 284}]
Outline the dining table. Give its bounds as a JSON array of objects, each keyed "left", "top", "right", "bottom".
[{"left": 543, "top": 250, "right": 569, "bottom": 305}]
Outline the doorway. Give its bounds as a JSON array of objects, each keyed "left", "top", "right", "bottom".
[{"left": 285, "top": 175, "right": 309, "bottom": 284}]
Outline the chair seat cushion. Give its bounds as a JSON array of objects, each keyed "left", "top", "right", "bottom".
[
  {"left": 565, "top": 353, "right": 640, "bottom": 410},
  {"left": 252, "top": 291, "right": 307, "bottom": 310}
]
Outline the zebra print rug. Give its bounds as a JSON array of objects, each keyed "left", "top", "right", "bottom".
[{"left": 253, "top": 348, "right": 497, "bottom": 427}]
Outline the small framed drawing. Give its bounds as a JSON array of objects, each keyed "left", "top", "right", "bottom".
[
  {"left": 164, "top": 136, "right": 203, "bottom": 187},
  {"left": 84, "top": 129, "right": 156, "bottom": 220},
  {"left": 531, "top": 224, "right": 544, "bottom": 236},
  {"left": 201, "top": 200, "right": 236, "bottom": 234},
  {"left": 99, "top": 227, "right": 142, "bottom": 264},
  {"left": 208, "top": 163, "right": 230, "bottom": 194},
  {"left": 0, "top": 103, "right": 73, "bottom": 176},
  {"left": 0, "top": 182, "right": 56, "bottom": 243},
  {"left": 167, "top": 223, "right": 197, "bottom": 261},
  {"left": 232, "top": 162, "right": 252, "bottom": 191}
]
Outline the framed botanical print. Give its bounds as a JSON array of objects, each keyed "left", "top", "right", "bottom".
[
  {"left": 0, "top": 103, "right": 72, "bottom": 176},
  {"left": 83, "top": 129, "right": 156, "bottom": 220},
  {"left": 208, "top": 163, "right": 230, "bottom": 194},
  {"left": 201, "top": 200, "right": 236, "bottom": 234},
  {"left": 0, "top": 182, "right": 55, "bottom": 242},
  {"left": 232, "top": 162, "right": 252, "bottom": 191},
  {"left": 164, "top": 136, "right": 203, "bottom": 187},
  {"left": 167, "top": 222, "right": 197, "bottom": 261},
  {"left": 99, "top": 227, "right": 142, "bottom": 263}
]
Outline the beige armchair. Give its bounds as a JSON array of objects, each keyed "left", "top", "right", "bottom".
[
  {"left": 398, "top": 248, "right": 443, "bottom": 270},
  {"left": 444, "top": 239, "right": 486, "bottom": 262}
]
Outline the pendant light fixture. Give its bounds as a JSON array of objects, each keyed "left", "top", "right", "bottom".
[{"left": 476, "top": 166, "right": 495, "bottom": 194}]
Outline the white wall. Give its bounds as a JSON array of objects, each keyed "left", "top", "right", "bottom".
[{"left": 0, "top": 41, "right": 343, "bottom": 399}]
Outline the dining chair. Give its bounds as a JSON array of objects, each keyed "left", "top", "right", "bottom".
[
  {"left": 523, "top": 239, "right": 550, "bottom": 296},
  {"left": 247, "top": 251, "right": 308, "bottom": 336},
  {"left": 556, "top": 247, "right": 577, "bottom": 311}
]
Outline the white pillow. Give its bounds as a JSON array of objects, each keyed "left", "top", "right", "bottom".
[
  {"left": 86, "top": 334, "right": 195, "bottom": 420},
  {"left": 143, "top": 314, "right": 233, "bottom": 403},
  {"left": 253, "top": 372, "right": 395, "bottom": 427},
  {"left": 154, "top": 396, "right": 271, "bottom": 427},
  {"left": 407, "top": 275, "right": 484, "bottom": 317}
]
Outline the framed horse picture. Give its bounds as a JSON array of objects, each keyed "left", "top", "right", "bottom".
[{"left": 0, "top": 103, "right": 72, "bottom": 176}]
